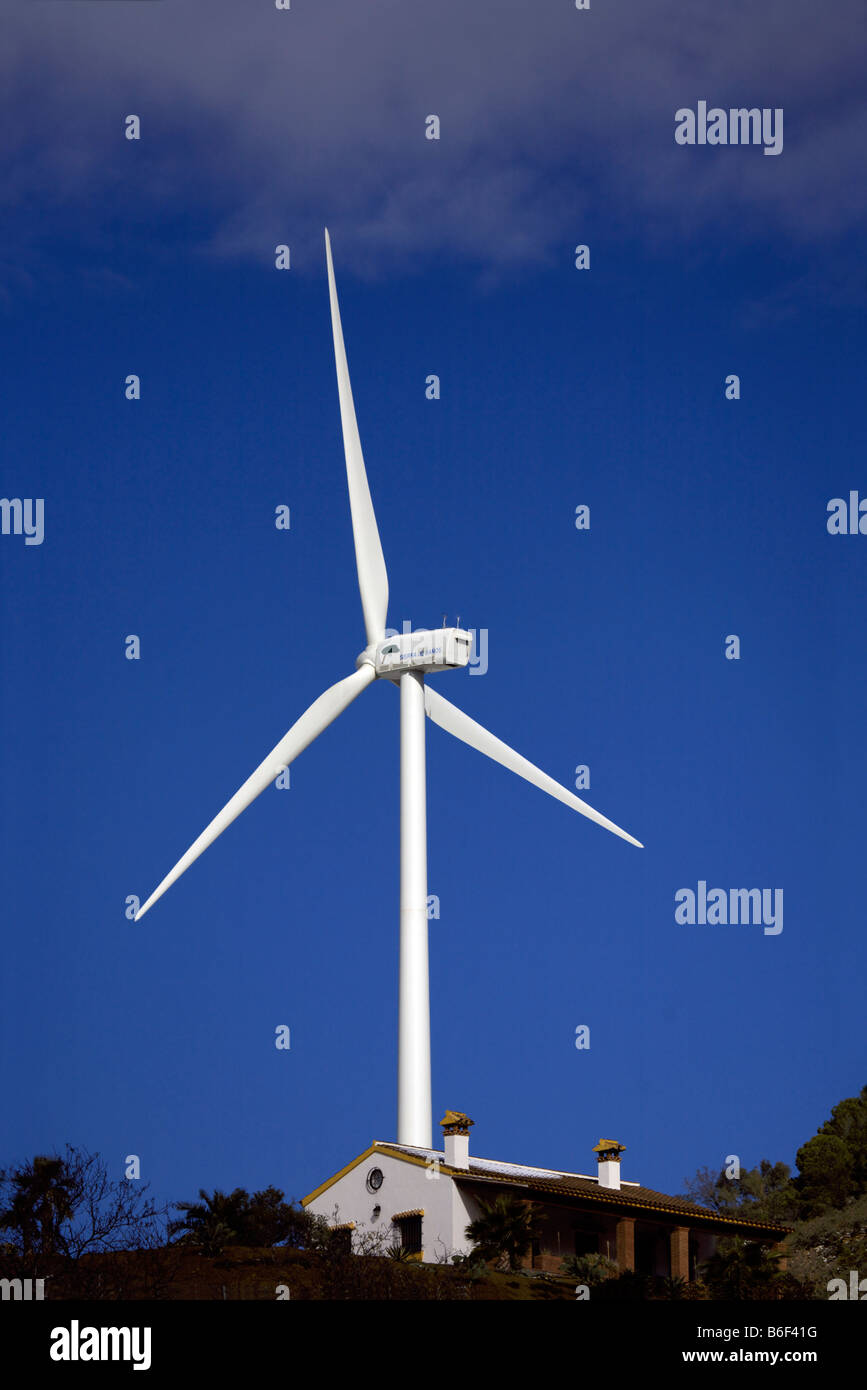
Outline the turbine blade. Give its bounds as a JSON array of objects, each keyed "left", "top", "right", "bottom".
[
  {"left": 135, "top": 665, "right": 375, "bottom": 920},
  {"left": 424, "top": 687, "right": 643, "bottom": 848},
  {"left": 324, "top": 228, "right": 389, "bottom": 647}
]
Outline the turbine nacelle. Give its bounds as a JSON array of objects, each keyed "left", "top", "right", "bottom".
[{"left": 357, "top": 627, "right": 473, "bottom": 679}]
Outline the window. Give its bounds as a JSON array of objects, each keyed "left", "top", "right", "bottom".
[
  {"left": 331, "top": 1226, "right": 353, "bottom": 1255},
  {"left": 636, "top": 1230, "right": 657, "bottom": 1275},
  {"left": 573, "top": 1230, "right": 599, "bottom": 1258},
  {"left": 393, "top": 1213, "right": 423, "bottom": 1255}
]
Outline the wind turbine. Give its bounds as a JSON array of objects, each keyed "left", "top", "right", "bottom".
[{"left": 135, "top": 229, "right": 643, "bottom": 1149}]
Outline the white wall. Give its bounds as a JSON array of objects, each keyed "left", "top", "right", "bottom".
[{"left": 306, "top": 1149, "right": 472, "bottom": 1263}]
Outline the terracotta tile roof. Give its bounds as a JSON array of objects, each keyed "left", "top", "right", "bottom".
[{"left": 374, "top": 1144, "right": 790, "bottom": 1235}]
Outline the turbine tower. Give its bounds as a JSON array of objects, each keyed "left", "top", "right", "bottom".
[{"left": 135, "top": 230, "right": 643, "bottom": 1149}]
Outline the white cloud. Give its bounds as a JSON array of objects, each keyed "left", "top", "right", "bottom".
[{"left": 0, "top": 0, "right": 863, "bottom": 276}]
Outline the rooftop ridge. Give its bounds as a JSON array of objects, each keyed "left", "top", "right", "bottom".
[{"left": 376, "top": 1141, "right": 641, "bottom": 1185}]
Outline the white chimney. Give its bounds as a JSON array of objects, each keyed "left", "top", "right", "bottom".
[
  {"left": 593, "top": 1139, "right": 626, "bottom": 1190},
  {"left": 441, "top": 1110, "right": 473, "bottom": 1170}
]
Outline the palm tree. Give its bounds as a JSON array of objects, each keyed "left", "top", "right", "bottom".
[
  {"left": 465, "top": 1194, "right": 542, "bottom": 1272},
  {"left": 0, "top": 1155, "right": 75, "bottom": 1256},
  {"left": 170, "top": 1189, "right": 248, "bottom": 1255},
  {"left": 703, "top": 1236, "right": 782, "bottom": 1299}
]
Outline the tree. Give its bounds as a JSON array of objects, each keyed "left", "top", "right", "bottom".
[
  {"left": 682, "top": 1087, "right": 867, "bottom": 1228},
  {"left": 170, "top": 1189, "right": 249, "bottom": 1255},
  {"left": 244, "top": 1186, "right": 311, "bottom": 1247},
  {"left": 794, "top": 1134, "right": 853, "bottom": 1218},
  {"left": 788, "top": 1084, "right": 867, "bottom": 1217},
  {"left": 681, "top": 1165, "right": 742, "bottom": 1215},
  {"left": 820, "top": 1087, "right": 867, "bottom": 1190},
  {"left": 464, "top": 1194, "right": 542, "bottom": 1272},
  {"left": 739, "top": 1160, "right": 798, "bottom": 1221},
  {"left": 170, "top": 1185, "right": 313, "bottom": 1253},
  {"left": 681, "top": 1159, "right": 797, "bottom": 1224},
  {"left": 701, "top": 1236, "right": 804, "bottom": 1301},
  {"left": 0, "top": 1156, "right": 74, "bottom": 1257},
  {"left": 0, "top": 1147, "right": 169, "bottom": 1262}
]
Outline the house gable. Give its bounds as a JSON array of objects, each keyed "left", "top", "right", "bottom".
[{"left": 303, "top": 1143, "right": 472, "bottom": 1262}]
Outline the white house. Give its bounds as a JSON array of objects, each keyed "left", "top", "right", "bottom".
[{"left": 303, "top": 1111, "right": 789, "bottom": 1276}]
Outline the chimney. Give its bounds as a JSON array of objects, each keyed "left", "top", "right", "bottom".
[
  {"left": 593, "top": 1139, "right": 626, "bottom": 1190},
  {"left": 440, "top": 1110, "right": 474, "bottom": 1170}
]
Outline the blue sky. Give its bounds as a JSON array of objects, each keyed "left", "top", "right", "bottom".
[{"left": 1, "top": 1, "right": 864, "bottom": 1216}]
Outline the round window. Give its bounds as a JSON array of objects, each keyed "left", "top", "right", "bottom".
[{"left": 366, "top": 1167, "right": 384, "bottom": 1192}]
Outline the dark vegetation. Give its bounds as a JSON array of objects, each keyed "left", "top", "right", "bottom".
[
  {"left": 2, "top": 1086, "right": 863, "bottom": 1299},
  {"left": 675, "top": 1084, "right": 867, "bottom": 1299}
]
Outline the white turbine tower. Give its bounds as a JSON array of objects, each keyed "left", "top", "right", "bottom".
[{"left": 135, "top": 229, "right": 643, "bottom": 1149}]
